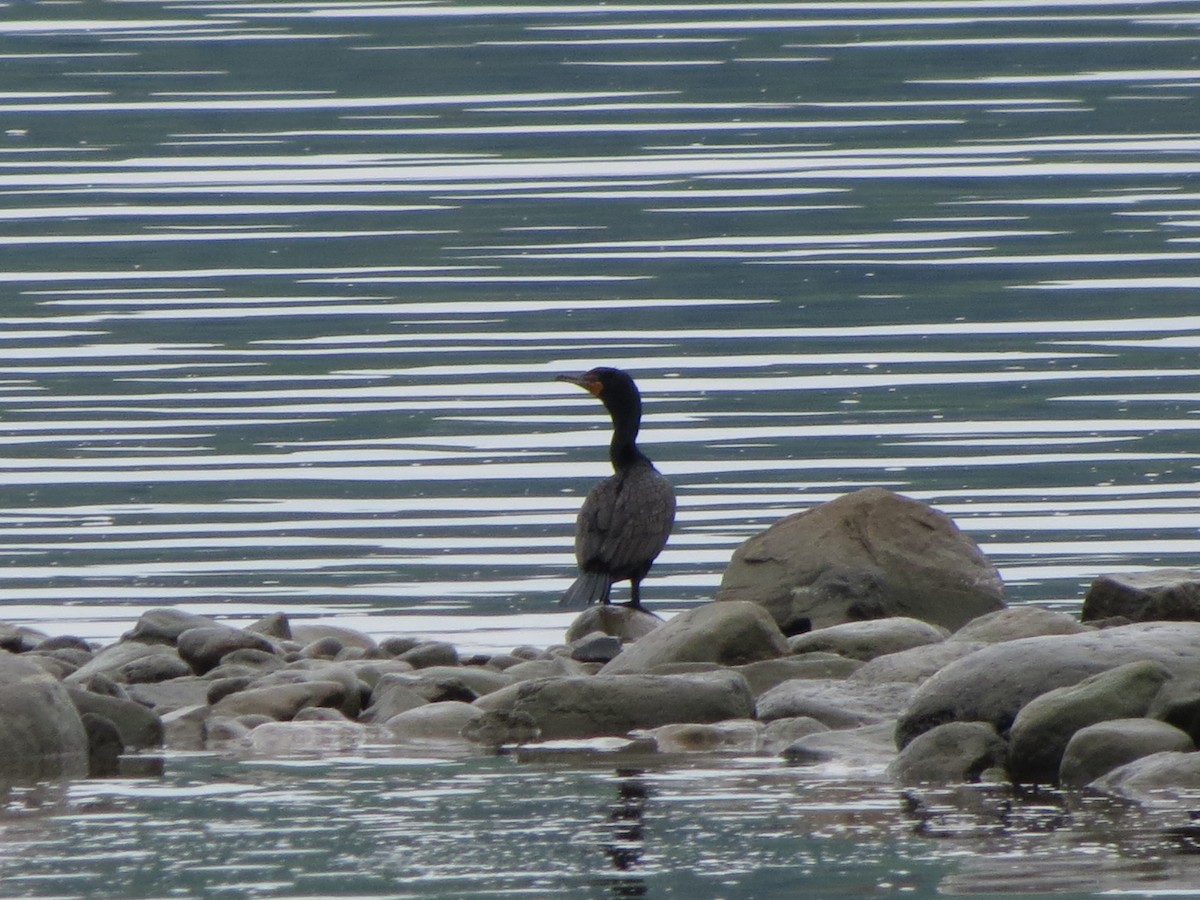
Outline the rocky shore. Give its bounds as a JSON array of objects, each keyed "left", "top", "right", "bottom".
[{"left": 4, "top": 487, "right": 1200, "bottom": 807}]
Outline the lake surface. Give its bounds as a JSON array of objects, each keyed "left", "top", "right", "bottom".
[{"left": 1, "top": 0, "right": 1200, "bottom": 896}]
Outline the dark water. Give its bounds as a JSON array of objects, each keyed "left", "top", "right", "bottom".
[{"left": 1, "top": 0, "right": 1200, "bottom": 896}]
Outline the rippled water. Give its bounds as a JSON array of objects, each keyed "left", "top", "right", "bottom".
[{"left": 2, "top": 0, "right": 1200, "bottom": 896}]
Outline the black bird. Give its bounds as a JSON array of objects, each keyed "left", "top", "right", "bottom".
[{"left": 556, "top": 367, "right": 676, "bottom": 609}]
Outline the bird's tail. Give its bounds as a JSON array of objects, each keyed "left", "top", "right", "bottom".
[{"left": 560, "top": 572, "right": 613, "bottom": 607}]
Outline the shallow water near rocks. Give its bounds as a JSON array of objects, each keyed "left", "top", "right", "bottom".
[{"left": 4, "top": 0, "right": 1200, "bottom": 895}]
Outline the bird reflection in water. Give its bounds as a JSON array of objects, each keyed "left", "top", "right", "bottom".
[{"left": 598, "top": 769, "right": 651, "bottom": 898}]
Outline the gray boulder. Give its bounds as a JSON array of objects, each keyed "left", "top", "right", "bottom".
[
  {"left": 1089, "top": 751, "right": 1200, "bottom": 803},
  {"left": 65, "top": 641, "right": 188, "bottom": 686},
  {"left": 210, "top": 680, "right": 348, "bottom": 721},
  {"left": 477, "top": 671, "right": 754, "bottom": 740},
  {"left": 569, "top": 633, "right": 624, "bottom": 664},
  {"left": 177, "top": 626, "right": 276, "bottom": 675},
  {"left": 788, "top": 617, "right": 948, "bottom": 661},
  {"left": 888, "top": 721, "right": 1007, "bottom": 785},
  {"left": 896, "top": 622, "right": 1200, "bottom": 749},
  {"left": 1082, "top": 569, "right": 1200, "bottom": 623},
  {"left": 781, "top": 722, "right": 897, "bottom": 769},
  {"left": 1147, "top": 675, "right": 1200, "bottom": 743},
  {"left": 599, "top": 601, "right": 788, "bottom": 675},
  {"left": 125, "top": 608, "right": 222, "bottom": 644},
  {"left": 565, "top": 605, "right": 662, "bottom": 643},
  {"left": 716, "top": 488, "right": 1004, "bottom": 632},
  {"left": 761, "top": 717, "right": 830, "bottom": 754},
  {"left": 0, "top": 653, "right": 89, "bottom": 781},
  {"left": 66, "top": 687, "right": 163, "bottom": 749},
  {"left": 756, "top": 678, "right": 914, "bottom": 728},
  {"left": 951, "top": 606, "right": 1089, "bottom": 644},
  {"left": 1006, "top": 660, "right": 1174, "bottom": 784},
  {"left": 732, "top": 655, "right": 863, "bottom": 696},
  {"left": 385, "top": 701, "right": 483, "bottom": 743},
  {"left": 359, "top": 674, "right": 429, "bottom": 723},
  {"left": 289, "top": 623, "right": 378, "bottom": 653},
  {"left": 851, "top": 641, "right": 986, "bottom": 685},
  {"left": 396, "top": 641, "right": 459, "bottom": 669},
  {"left": 1059, "top": 718, "right": 1195, "bottom": 787}
]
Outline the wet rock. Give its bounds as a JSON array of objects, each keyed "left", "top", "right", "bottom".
[
  {"left": 761, "top": 717, "right": 830, "bottom": 754},
  {"left": 569, "top": 632, "right": 623, "bottom": 664},
  {"left": 1059, "top": 718, "right": 1195, "bottom": 787},
  {"left": 781, "top": 722, "right": 897, "bottom": 769},
  {"left": 462, "top": 709, "right": 540, "bottom": 747},
  {"left": 246, "top": 720, "right": 367, "bottom": 756},
  {"left": 1082, "top": 569, "right": 1200, "bottom": 623},
  {"left": 289, "top": 624, "right": 378, "bottom": 654},
  {"left": 788, "top": 617, "right": 949, "bottom": 661},
  {"left": 564, "top": 605, "right": 663, "bottom": 643},
  {"left": 246, "top": 612, "right": 292, "bottom": 641},
  {"left": 1089, "top": 751, "right": 1200, "bottom": 803},
  {"left": 397, "top": 641, "right": 459, "bottom": 669},
  {"left": 298, "top": 637, "right": 344, "bottom": 660},
  {"left": 888, "top": 722, "right": 1007, "bottom": 785},
  {"left": 261, "top": 665, "right": 366, "bottom": 719},
  {"left": 66, "top": 687, "right": 163, "bottom": 749},
  {"left": 503, "top": 655, "right": 589, "bottom": 681},
  {"left": 379, "top": 636, "right": 423, "bottom": 657},
  {"left": 126, "top": 608, "right": 222, "bottom": 645},
  {"left": 118, "top": 652, "right": 195, "bottom": 684},
  {"left": 210, "top": 680, "right": 348, "bottom": 721},
  {"left": 127, "top": 677, "right": 212, "bottom": 714},
  {"left": 716, "top": 488, "right": 1005, "bottom": 632},
  {"left": 733, "top": 655, "right": 864, "bottom": 696},
  {"left": 38, "top": 635, "right": 93, "bottom": 655},
  {"left": 756, "top": 678, "right": 914, "bottom": 728},
  {"left": 0, "top": 653, "right": 89, "bottom": 781},
  {"left": 397, "top": 666, "right": 514, "bottom": 700},
  {"left": 1007, "top": 660, "right": 1174, "bottom": 785},
  {"left": 218, "top": 648, "right": 285, "bottom": 672},
  {"left": 951, "top": 606, "right": 1089, "bottom": 644},
  {"left": 599, "top": 601, "right": 789, "bottom": 675},
  {"left": 160, "top": 704, "right": 210, "bottom": 751},
  {"left": 851, "top": 641, "right": 986, "bottom": 685},
  {"left": 1147, "top": 675, "right": 1200, "bottom": 743},
  {"left": 0, "top": 624, "right": 49, "bottom": 653},
  {"left": 385, "top": 701, "right": 482, "bottom": 743},
  {"left": 478, "top": 671, "right": 754, "bottom": 740},
  {"left": 639, "top": 720, "right": 763, "bottom": 754},
  {"left": 81, "top": 713, "right": 124, "bottom": 778},
  {"left": 896, "top": 622, "right": 1200, "bottom": 749},
  {"left": 65, "top": 642, "right": 188, "bottom": 686},
  {"left": 177, "top": 626, "right": 276, "bottom": 675},
  {"left": 360, "top": 675, "right": 429, "bottom": 722}
]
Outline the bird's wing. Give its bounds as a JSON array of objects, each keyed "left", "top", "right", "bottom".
[{"left": 576, "top": 469, "right": 675, "bottom": 576}]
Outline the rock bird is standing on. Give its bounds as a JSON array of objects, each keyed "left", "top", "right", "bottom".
[{"left": 556, "top": 367, "right": 676, "bottom": 609}]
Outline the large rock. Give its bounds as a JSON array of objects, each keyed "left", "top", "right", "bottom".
[
  {"left": 716, "top": 488, "right": 1004, "bottom": 632},
  {"left": 1089, "top": 751, "right": 1200, "bottom": 803},
  {"left": 1006, "top": 660, "right": 1174, "bottom": 784},
  {"left": 895, "top": 622, "right": 1200, "bottom": 749},
  {"left": 950, "top": 606, "right": 1089, "bottom": 644},
  {"left": 599, "top": 601, "right": 788, "bottom": 675},
  {"left": 210, "top": 681, "right": 347, "bottom": 721},
  {"left": 385, "top": 702, "right": 483, "bottom": 743},
  {"left": 1082, "top": 569, "right": 1200, "bottom": 623},
  {"left": 1059, "top": 719, "right": 1195, "bottom": 787},
  {"left": 888, "top": 721, "right": 1007, "bottom": 785},
  {"left": 565, "top": 605, "right": 662, "bottom": 643},
  {"left": 788, "top": 617, "right": 948, "bottom": 661},
  {"left": 850, "top": 641, "right": 985, "bottom": 685},
  {"left": 756, "top": 678, "right": 914, "bottom": 728},
  {"left": 125, "top": 608, "right": 222, "bottom": 644},
  {"left": 66, "top": 687, "right": 164, "bottom": 750},
  {"left": 65, "top": 641, "right": 188, "bottom": 686},
  {"left": 477, "top": 671, "right": 754, "bottom": 740},
  {"left": 781, "top": 722, "right": 897, "bottom": 769},
  {"left": 0, "top": 653, "right": 89, "bottom": 781}
]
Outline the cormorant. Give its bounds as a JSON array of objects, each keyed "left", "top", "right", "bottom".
[{"left": 556, "top": 367, "right": 676, "bottom": 608}]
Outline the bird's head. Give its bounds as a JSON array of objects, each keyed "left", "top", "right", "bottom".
[{"left": 555, "top": 367, "right": 638, "bottom": 401}]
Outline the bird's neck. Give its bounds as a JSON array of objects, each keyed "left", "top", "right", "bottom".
[{"left": 608, "top": 406, "right": 646, "bottom": 472}]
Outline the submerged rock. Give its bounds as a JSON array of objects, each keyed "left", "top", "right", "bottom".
[
  {"left": 716, "top": 488, "right": 1005, "bottom": 632},
  {"left": 1088, "top": 751, "right": 1200, "bottom": 802},
  {"left": 0, "top": 654, "right": 89, "bottom": 782}
]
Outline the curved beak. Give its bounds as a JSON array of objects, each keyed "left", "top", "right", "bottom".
[{"left": 556, "top": 372, "right": 603, "bottom": 397}]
